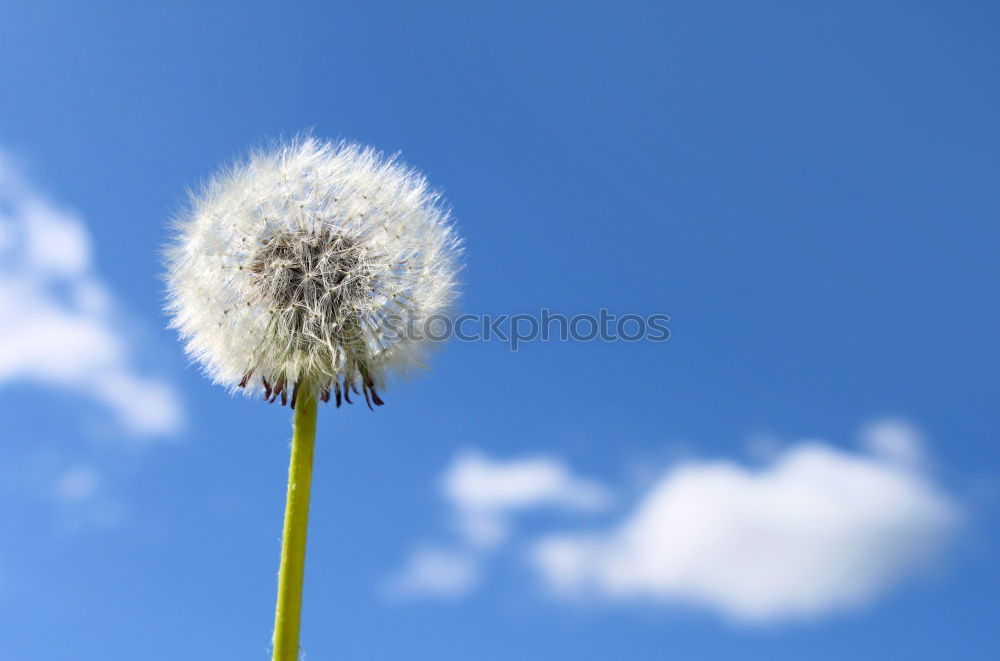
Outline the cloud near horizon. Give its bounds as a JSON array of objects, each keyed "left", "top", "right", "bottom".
[
  {"left": 388, "top": 420, "right": 961, "bottom": 624},
  {"left": 0, "top": 148, "right": 183, "bottom": 438}
]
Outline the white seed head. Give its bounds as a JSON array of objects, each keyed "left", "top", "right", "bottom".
[{"left": 164, "top": 137, "right": 461, "bottom": 408}]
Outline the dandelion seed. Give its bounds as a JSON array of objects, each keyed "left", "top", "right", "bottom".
[{"left": 165, "top": 136, "right": 462, "bottom": 407}]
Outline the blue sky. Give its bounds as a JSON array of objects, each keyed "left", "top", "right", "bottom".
[{"left": 1, "top": 2, "right": 998, "bottom": 659}]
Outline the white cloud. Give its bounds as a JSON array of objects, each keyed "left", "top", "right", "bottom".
[
  {"left": 383, "top": 546, "right": 480, "bottom": 600},
  {"left": 531, "top": 434, "right": 959, "bottom": 623},
  {"left": 0, "top": 149, "right": 182, "bottom": 438},
  {"left": 860, "top": 417, "right": 925, "bottom": 468},
  {"left": 385, "top": 452, "right": 611, "bottom": 599},
  {"left": 444, "top": 451, "right": 612, "bottom": 512},
  {"left": 389, "top": 422, "right": 962, "bottom": 623},
  {"left": 443, "top": 451, "right": 611, "bottom": 548}
]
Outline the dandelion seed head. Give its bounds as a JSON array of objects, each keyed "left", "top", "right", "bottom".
[{"left": 164, "top": 137, "right": 462, "bottom": 407}]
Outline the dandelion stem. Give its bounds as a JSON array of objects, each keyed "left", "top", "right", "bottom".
[{"left": 272, "top": 384, "right": 317, "bottom": 661}]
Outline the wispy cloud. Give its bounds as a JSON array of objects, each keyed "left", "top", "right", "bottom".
[
  {"left": 53, "top": 464, "right": 102, "bottom": 502},
  {"left": 444, "top": 450, "right": 611, "bottom": 548},
  {"left": 385, "top": 451, "right": 611, "bottom": 599},
  {"left": 389, "top": 420, "right": 961, "bottom": 624},
  {"left": 50, "top": 464, "right": 125, "bottom": 532},
  {"left": 383, "top": 546, "right": 480, "bottom": 601},
  {"left": 0, "top": 148, "right": 183, "bottom": 438}
]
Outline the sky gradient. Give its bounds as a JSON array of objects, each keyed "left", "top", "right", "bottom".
[{"left": 0, "top": 2, "right": 998, "bottom": 660}]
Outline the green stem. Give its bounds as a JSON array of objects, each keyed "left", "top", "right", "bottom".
[{"left": 272, "top": 385, "right": 318, "bottom": 661}]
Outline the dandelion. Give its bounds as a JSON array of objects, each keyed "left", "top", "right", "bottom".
[{"left": 164, "top": 136, "right": 461, "bottom": 660}]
